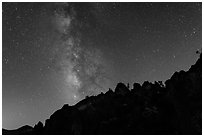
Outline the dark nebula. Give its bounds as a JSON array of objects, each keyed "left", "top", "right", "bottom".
[{"left": 2, "top": 2, "right": 201, "bottom": 129}]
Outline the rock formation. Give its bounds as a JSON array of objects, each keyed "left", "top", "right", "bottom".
[{"left": 3, "top": 54, "right": 202, "bottom": 135}]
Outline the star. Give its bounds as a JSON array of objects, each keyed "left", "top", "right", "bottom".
[{"left": 4, "top": 58, "right": 9, "bottom": 64}]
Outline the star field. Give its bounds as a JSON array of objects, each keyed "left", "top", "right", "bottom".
[{"left": 2, "top": 2, "right": 201, "bottom": 129}]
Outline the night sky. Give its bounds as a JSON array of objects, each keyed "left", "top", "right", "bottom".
[{"left": 2, "top": 2, "right": 202, "bottom": 129}]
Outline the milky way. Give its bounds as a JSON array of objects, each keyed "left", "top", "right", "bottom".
[{"left": 50, "top": 3, "right": 112, "bottom": 104}]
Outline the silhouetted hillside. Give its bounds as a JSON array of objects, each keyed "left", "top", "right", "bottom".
[
  {"left": 3, "top": 54, "right": 202, "bottom": 135},
  {"left": 2, "top": 125, "right": 33, "bottom": 135}
]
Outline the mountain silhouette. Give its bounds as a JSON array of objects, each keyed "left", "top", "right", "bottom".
[{"left": 3, "top": 54, "right": 202, "bottom": 135}]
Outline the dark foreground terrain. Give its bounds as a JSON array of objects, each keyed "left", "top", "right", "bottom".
[{"left": 3, "top": 54, "right": 202, "bottom": 135}]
